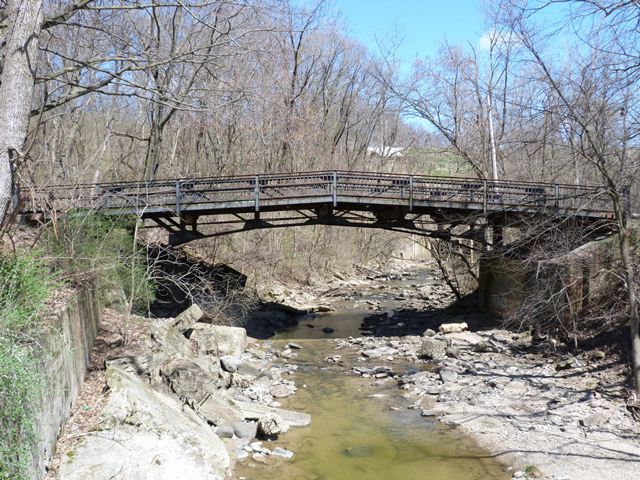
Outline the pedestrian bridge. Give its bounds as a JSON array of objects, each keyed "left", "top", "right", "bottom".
[{"left": 23, "top": 170, "right": 619, "bottom": 245}]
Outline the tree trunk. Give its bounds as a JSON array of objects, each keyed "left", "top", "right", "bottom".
[
  {"left": 619, "top": 224, "right": 640, "bottom": 390},
  {"left": 0, "top": 0, "right": 43, "bottom": 226}
]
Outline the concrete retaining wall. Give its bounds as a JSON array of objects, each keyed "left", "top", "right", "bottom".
[{"left": 30, "top": 287, "right": 101, "bottom": 479}]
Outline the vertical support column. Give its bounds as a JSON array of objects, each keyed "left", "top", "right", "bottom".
[
  {"left": 554, "top": 184, "right": 560, "bottom": 212},
  {"left": 254, "top": 175, "right": 260, "bottom": 219},
  {"left": 332, "top": 171, "right": 338, "bottom": 207},
  {"left": 175, "top": 180, "right": 181, "bottom": 217},
  {"left": 483, "top": 179, "right": 488, "bottom": 214},
  {"left": 493, "top": 225, "right": 503, "bottom": 247},
  {"left": 409, "top": 175, "right": 414, "bottom": 212}
]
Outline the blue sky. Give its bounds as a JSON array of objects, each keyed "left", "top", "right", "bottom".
[{"left": 332, "top": 0, "right": 486, "bottom": 64}]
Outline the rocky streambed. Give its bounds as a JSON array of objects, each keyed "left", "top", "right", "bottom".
[
  {"left": 244, "top": 259, "right": 640, "bottom": 480},
  {"left": 48, "top": 259, "right": 640, "bottom": 480}
]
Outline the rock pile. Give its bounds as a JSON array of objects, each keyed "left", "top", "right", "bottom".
[{"left": 58, "top": 306, "right": 309, "bottom": 480}]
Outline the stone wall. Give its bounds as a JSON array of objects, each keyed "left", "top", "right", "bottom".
[
  {"left": 30, "top": 287, "right": 101, "bottom": 479},
  {"left": 479, "top": 237, "right": 618, "bottom": 322}
]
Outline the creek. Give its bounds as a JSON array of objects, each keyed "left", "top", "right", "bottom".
[{"left": 236, "top": 263, "right": 510, "bottom": 479}]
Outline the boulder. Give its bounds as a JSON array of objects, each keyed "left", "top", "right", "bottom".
[
  {"left": 556, "top": 357, "right": 582, "bottom": 371},
  {"left": 150, "top": 320, "right": 222, "bottom": 378},
  {"left": 172, "top": 304, "right": 204, "bottom": 332},
  {"left": 160, "top": 358, "right": 240, "bottom": 425},
  {"left": 161, "top": 358, "right": 217, "bottom": 404},
  {"left": 438, "top": 322, "right": 468, "bottom": 334},
  {"left": 220, "top": 355, "right": 242, "bottom": 373},
  {"left": 439, "top": 369, "right": 458, "bottom": 383},
  {"left": 418, "top": 337, "right": 447, "bottom": 359},
  {"left": 236, "top": 360, "right": 265, "bottom": 377},
  {"left": 58, "top": 366, "right": 230, "bottom": 480},
  {"left": 423, "top": 328, "right": 437, "bottom": 337},
  {"left": 191, "top": 324, "right": 247, "bottom": 357},
  {"left": 257, "top": 412, "right": 287, "bottom": 437},
  {"left": 579, "top": 412, "right": 608, "bottom": 428},
  {"left": 152, "top": 320, "right": 196, "bottom": 360},
  {"left": 215, "top": 425, "right": 235, "bottom": 438},
  {"left": 198, "top": 395, "right": 242, "bottom": 427},
  {"left": 233, "top": 421, "right": 258, "bottom": 439}
]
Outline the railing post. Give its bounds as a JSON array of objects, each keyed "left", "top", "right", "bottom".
[
  {"left": 175, "top": 180, "right": 181, "bottom": 217},
  {"left": 254, "top": 175, "right": 260, "bottom": 212},
  {"left": 554, "top": 184, "right": 560, "bottom": 212},
  {"left": 332, "top": 171, "right": 338, "bottom": 207},
  {"left": 483, "top": 179, "right": 488, "bottom": 214},
  {"left": 409, "top": 175, "right": 414, "bottom": 212}
]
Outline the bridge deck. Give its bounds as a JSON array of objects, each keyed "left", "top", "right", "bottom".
[{"left": 22, "top": 170, "right": 618, "bottom": 244}]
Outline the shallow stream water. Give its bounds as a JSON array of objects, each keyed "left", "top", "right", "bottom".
[{"left": 236, "top": 287, "right": 510, "bottom": 480}]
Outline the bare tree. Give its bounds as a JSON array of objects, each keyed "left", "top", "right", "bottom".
[
  {"left": 496, "top": 0, "right": 640, "bottom": 390},
  {"left": 0, "top": 0, "right": 43, "bottom": 227}
]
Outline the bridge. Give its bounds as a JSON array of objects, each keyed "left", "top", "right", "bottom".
[{"left": 23, "top": 170, "right": 619, "bottom": 246}]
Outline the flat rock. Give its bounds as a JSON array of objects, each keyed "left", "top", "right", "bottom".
[
  {"left": 439, "top": 369, "right": 459, "bottom": 383},
  {"left": 343, "top": 445, "right": 373, "bottom": 458},
  {"left": 233, "top": 400, "right": 311, "bottom": 428},
  {"left": 361, "top": 346, "right": 399, "bottom": 359},
  {"left": 438, "top": 322, "right": 468, "bottom": 334},
  {"left": 172, "top": 304, "right": 204, "bottom": 332},
  {"left": 271, "top": 447, "right": 294, "bottom": 459},
  {"left": 58, "top": 366, "right": 229, "bottom": 480},
  {"left": 270, "top": 384, "right": 295, "bottom": 398}
]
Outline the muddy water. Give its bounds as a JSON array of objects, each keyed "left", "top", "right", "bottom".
[
  {"left": 237, "top": 264, "right": 509, "bottom": 479},
  {"left": 236, "top": 339, "right": 509, "bottom": 480}
]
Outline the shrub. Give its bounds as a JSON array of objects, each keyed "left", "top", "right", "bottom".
[
  {"left": 46, "top": 212, "right": 154, "bottom": 312},
  {"left": 0, "top": 254, "right": 52, "bottom": 479}
]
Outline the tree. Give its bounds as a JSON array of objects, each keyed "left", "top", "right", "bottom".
[
  {"left": 0, "top": 0, "right": 43, "bottom": 228},
  {"left": 497, "top": 0, "right": 640, "bottom": 390}
]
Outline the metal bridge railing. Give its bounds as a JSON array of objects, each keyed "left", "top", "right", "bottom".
[{"left": 21, "top": 170, "right": 617, "bottom": 219}]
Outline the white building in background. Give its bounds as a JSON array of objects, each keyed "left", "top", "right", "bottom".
[{"left": 367, "top": 145, "right": 407, "bottom": 158}]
